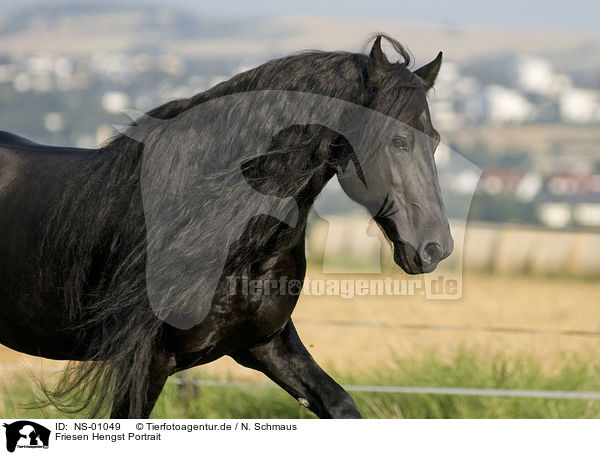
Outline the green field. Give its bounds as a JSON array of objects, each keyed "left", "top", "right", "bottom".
[{"left": 2, "top": 350, "right": 600, "bottom": 419}]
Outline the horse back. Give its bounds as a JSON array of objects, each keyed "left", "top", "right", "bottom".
[{"left": 0, "top": 132, "right": 99, "bottom": 358}]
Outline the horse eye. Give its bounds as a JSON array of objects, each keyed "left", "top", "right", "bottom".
[{"left": 392, "top": 136, "right": 409, "bottom": 151}]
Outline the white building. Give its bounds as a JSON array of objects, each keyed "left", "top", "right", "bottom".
[
  {"left": 514, "top": 55, "right": 561, "bottom": 96},
  {"left": 537, "top": 203, "right": 571, "bottom": 229},
  {"left": 574, "top": 203, "right": 600, "bottom": 227},
  {"left": 559, "top": 88, "right": 600, "bottom": 124},
  {"left": 466, "top": 85, "right": 535, "bottom": 124}
]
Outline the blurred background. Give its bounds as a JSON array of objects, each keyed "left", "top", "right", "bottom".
[{"left": 0, "top": 0, "right": 599, "bottom": 418}]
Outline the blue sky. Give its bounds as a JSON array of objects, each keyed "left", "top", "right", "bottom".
[
  {"left": 3, "top": 0, "right": 599, "bottom": 30},
  {"left": 185, "top": 0, "right": 599, "bottom": 30}
]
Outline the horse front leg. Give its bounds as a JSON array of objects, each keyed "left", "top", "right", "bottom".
[{"left": 231, "top": 320, "right": 361, "bottom": 418}]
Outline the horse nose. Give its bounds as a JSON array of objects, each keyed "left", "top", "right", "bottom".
[{"left": 419, "top": 242, "right": 443, "bottom": 269}]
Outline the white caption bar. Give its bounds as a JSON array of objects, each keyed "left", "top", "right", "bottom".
[{"left": 0, "top": 419, "right": 598, "bottom": 455}]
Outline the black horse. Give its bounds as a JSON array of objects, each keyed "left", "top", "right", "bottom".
[{"left": 0, "top": 35, "right": 452, "bottom": 418}]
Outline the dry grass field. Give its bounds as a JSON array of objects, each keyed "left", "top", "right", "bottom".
[
  {"left": 1, "top": 269, "right": 598, "bottom": 380},
  {"left": 207, "top": 268, "right": 600, "bottom": 378}
]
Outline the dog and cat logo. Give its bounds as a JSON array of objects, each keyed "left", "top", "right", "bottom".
[{"left": 2, "top": 421, "right": 50, "bottom": 452}]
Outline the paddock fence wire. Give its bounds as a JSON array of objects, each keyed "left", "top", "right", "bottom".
[
  {"left": 168, "top": 317, "right": 600, "bottom": 400},
  {"left": 169, "top": 378, "right": 600, "bottom": 401},
  {"left": 294, "top": 318, "right": 600, "bottom": 337},
  {"left": 2, "top": 363, "right": 599, "bottom": 401},
  {"left": 1, "top": 314, "right": 600, "bottom": 402}
]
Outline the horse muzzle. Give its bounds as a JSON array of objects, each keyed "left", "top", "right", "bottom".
[{"left": 393, "top": 241, "right": 445, "bottom": 275}]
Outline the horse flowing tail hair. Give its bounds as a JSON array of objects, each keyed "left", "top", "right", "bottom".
[{"left": 38, "top": 138, "right": 164, "bottom": 417}]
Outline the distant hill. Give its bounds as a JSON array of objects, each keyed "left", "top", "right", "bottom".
[{"left": 0, "top": 2, "right": 598, "bottom": 74}]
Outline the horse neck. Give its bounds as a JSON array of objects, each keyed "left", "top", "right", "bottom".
[{"left": 296, "top": 163, "right": 337, "bottom": 224}]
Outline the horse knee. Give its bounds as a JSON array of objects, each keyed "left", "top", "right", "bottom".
[{"left": 304, "top": 389, "right": 362, "bottom": 418}]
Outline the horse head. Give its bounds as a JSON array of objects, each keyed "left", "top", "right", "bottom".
[{"left": 336, "top": 35, "right": 453, "bottom": 274}]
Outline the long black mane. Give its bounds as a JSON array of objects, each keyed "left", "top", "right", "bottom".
[{"left": 40, "top": 34, "right": 420, "bottom": 416}]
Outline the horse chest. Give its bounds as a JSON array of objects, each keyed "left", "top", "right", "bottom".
[{"left": 168, "top": 250, "right": 306, "bottom": 359}]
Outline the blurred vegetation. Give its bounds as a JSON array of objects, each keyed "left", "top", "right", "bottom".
[
  {"left": 2, "top": 350, "right": 600, "bottom": 418},
  {"left": 468, "top": 193, "right": 538, "bottom": 224},
  {"left": 457, "top": 142, "right": 533, "bottom": 171}
]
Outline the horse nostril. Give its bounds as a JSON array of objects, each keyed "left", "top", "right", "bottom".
[{"left": 421, "top": 242, "right": 443, "bottom": 267}]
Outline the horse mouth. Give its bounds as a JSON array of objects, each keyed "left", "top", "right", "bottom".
[{"left": 393, "top": 241, "right": 437, "bottom": 275}]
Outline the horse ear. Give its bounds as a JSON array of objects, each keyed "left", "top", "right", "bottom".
[
  {"left": 367, "top": 35, "right": 391, "bottom": 88},
  {"left": 414, "top": 51, "right": 443, "bottom": 91}
]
